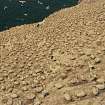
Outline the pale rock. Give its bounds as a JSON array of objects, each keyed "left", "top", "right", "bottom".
[
  {"left": 92, "top": 87, "right": 99, "bottom": 96},
  {"left": 26, "top": 93, "right": 36, "bottom": 100},
  {"left": 76, "top": 91, "right": 86, "bottom": 98},
  {"left": 64, "top": 93, "right": 71, "bottom": 101},
  {"left": 96, "top": 84, "right": 105, "bottom": 90},
  {"left": 11, "top": 93, "right": 18, "bottom": 98},
  {"left": 94, "top": 58, "right": 101, "bottom": 64},
  {"left": 54, "top": 83, "right": 64, "bottom": 89},
  {"left": 96, "top": 78, "right": 105, "bottom": 84}
]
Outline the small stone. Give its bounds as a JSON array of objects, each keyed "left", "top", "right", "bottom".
[
  {"left": 88, "top": 74, "right": 97, "bottom": 82},
  {"left": 22, "top": 81, "right": 28, "bottom": 85},
  {"left": 64, "top": 93, "right": 71, "bottom": 101},
  {"left": 31, "top": 84, "right": 36, "bottom": 88},
  {"left": 35, "top": 87, "right": 43, "bottom": 93},
  {"left": 34, "top": 101, "right": 41, "bottom": 105},
  {"left": 0, "top": 77, "right": 3, "bottom": 81},
  {"left": 11, "top": 94, "right": 18, "bottom": 98},
  {"left": 1, "top": 86, "right": 6, "bottom": 90},
  {"left": 88, "top": 63, "right": 94, "bottom": 69},
  {"left": 40, "top": 76, "right": 46, "bottom": 80},
  {"left": 70, "top": 78, "right": 79, "bottom": 84},
  {"left": 34, "top": 98, "right": 41, "bottom": 105},
  {"left": 90, "top": 55, "right": 95, "bottom": 59},
  {"left": 42, "top": 90, "right": 49, "bottom": 97},
  {"left": 21, "top": 86, "right": 28, "bottom": 91},
  {"left": 76, "top": 91, "right": 86, "bottom": 98},
  {"left": 79, "top": 51, "right": 85, "bottom": 56},
  {"left": 94, "top": 58, "right": 101, "bottom": 64},
  {"left": 55, "top": 83, "right": 64, "bottom": 89},
  {"left": 96, "top": 78, "right": 105, "bottom": 84},
  {"left": 96, "top": 84, "right": 105, "bottom": 90},
  {"left": 26, "top": 93, "right": 35, "bottom": 100},
  {"left": 8, "top": 70, "right": 14, "bottom": 73},
  {"left": 60, "top": 73, "right": 67, "bottom": 79},
  {"left": 14, "top": 81, "right": 20, "bottom": 85},
  {"left": 92, "top": 87, "right": 99, "bottom": 96}
]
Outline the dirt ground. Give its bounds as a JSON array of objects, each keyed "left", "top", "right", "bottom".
[{"left": 1, "top": 0, "right": 105, "bottom": 105}]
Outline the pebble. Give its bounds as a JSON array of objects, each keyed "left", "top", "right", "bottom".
[
  {"left": 92, "top": 87, "right": 99, "bottom": 96},
  {"left": 0, "top": 77, "right": 3, "bottom": 81},
  {"left": 94, "top": 58, "right": 101, "bottom": 64},
  {"left": 64, "top": 93, "right": 71, "bottom": 101},
  {"left": 34, "top": 101, "right": 41, "bottom": 105},
  {"left": 60, "top": 73, "right": 67, "bottom": 79},
  {"left": 88, "top": 74, "right": 97, "bottom": 82},
  {"left": 26, "top": 93, "right": 36, "bottom": 100},
  {"left": 55, "top": 83, "right": 64, "bottom": 89},
  {"left": 88, "top": 63, "right": 94, "bottom": 69},
  {"left": 42, "top": 90, "right": 49, "bottom": 97},
  {"left": 11, "top": 93, "right": 18, "bottom": 98},
  {"left": 76, "top": 91, "right": 86, "bottom": 98},
  {"left": 96, "top": 84, "right": 105, "bottom": 90},
  {"left": 22, "top": 81, "right": 28, "bottom": 85},
  {"left": 35, "top": 87, "right": 43, "bottom": 93},
  {"left": 90, "top": 55, "right": 95, "bottom": 59},
  {"left": 8, "top": 70, "right": 14, "bottom": 74},
  {"left": 1, "top": 86, "right": 6, "bottom": 90},
  {"left": 96, "top": 78, "right": 105, "bottom": 84},
  {"left": 31, "top": 84, "right": 36, "bottom": 88},
  {"left": 34, "top": 98, "right": 41, "bottom": 105},
  {"left": 14, "top": 81, "right": 20, "bottom": 85},
  {"left": 21, "top": 86, "right": 28, "bottom": 91},
  {"left": 70, "top": 78, "right": 79, "bottom": 84}
]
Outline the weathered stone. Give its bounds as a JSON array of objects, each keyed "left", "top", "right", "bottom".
[
  {"left": 55, "top": 83, "right": 64, "bottom": 89},
  {"left": 35, "top": 87, "right": 43, "bottom": 93},
  {"left": 92, "top": 87, "right": 99, "bottom": 96},
  {"left": 64, "top": 93, "right": 71, "bottom": 101},
  {"left": 11, "top": 93, "right": 18, "bottom": 98},
  {"left": 76, "top": 91, "right": 86, "bottom": 98},
  {"left": 0, "top": 77, "right": 3, "bottom": 81},
  {"left": 60, "top": 73, "right": 67, "bottom": 79},
  {"left": 26, "top": 93, "right": 36, "bottom": 100},
  {"left": 21, "top": 86, "right": 28, "bottom": 91},
  {"left": 96, "top": 78, "right": 105, "bottom": 84},
  {"left": 1, "top": 86, "right": 6, "bottom": 90},
  {"left": 94, "top": 58, "right": 101, "bottom": 64},
  {"left": 42, "top": 90, "right": 49, "bottom": 97},
  {"left": 96, "top": 84, "right": 105, "bottom": 90}
]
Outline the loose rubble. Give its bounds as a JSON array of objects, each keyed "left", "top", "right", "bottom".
[{"left": 1, "top": 0, "right": 105, "bottom": 105}]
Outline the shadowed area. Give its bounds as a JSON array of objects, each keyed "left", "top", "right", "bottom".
[{"left": 0, "top": 0, "right": 78, "bottom": 32}]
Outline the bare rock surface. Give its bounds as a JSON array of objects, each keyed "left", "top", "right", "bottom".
[{"left": 1, "top": 0, "right": 105, "bottom": 105}]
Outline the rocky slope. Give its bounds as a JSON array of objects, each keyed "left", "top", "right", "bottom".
[{"left": 1, "top": 0, "right": 105, "bottom": 105}]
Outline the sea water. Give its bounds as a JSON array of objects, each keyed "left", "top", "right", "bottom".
[{"left": 0, "top": 0, "right": 78, "bottom": 31}]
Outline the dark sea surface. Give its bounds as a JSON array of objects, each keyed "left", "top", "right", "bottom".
[{"left": 0, "top": 0, "right": 78, "bottom": 31}]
